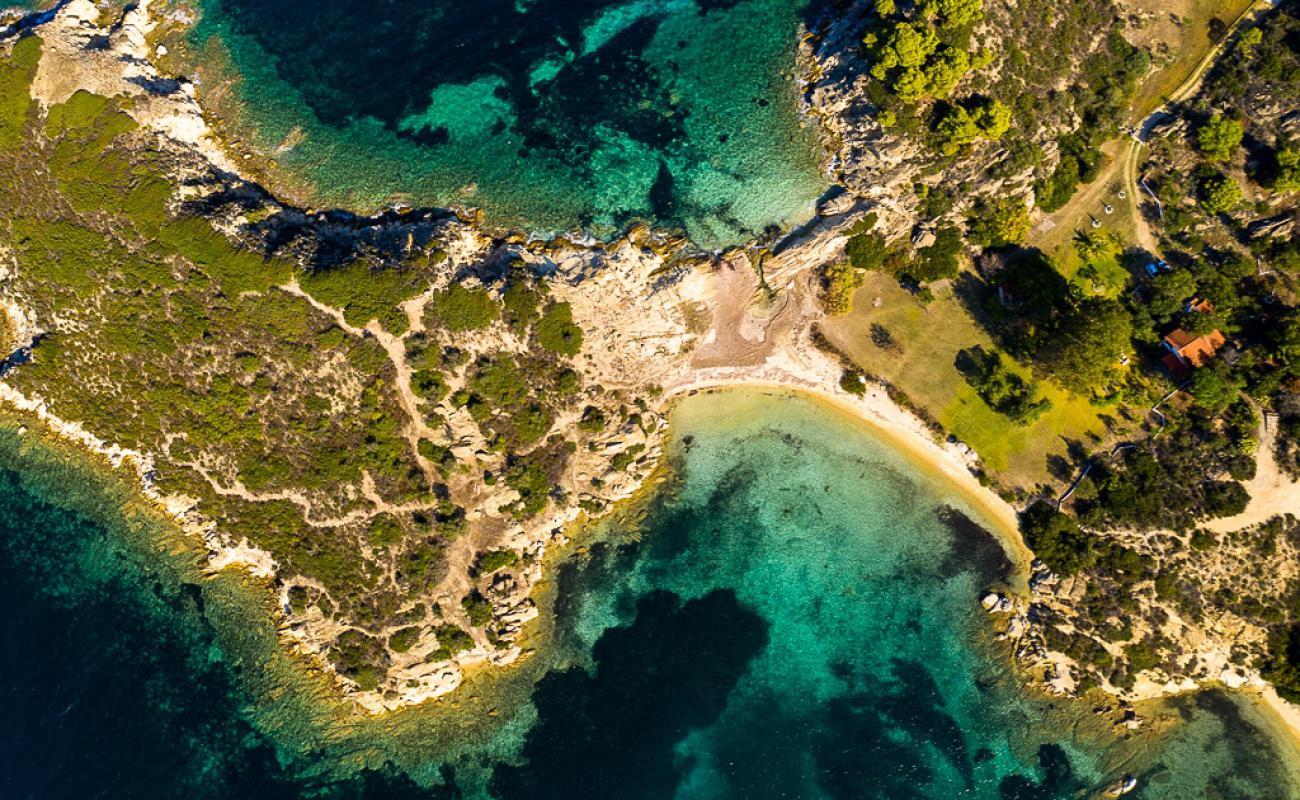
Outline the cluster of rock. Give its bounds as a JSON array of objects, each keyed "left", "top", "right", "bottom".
[
  {"left": 986, "top": 513, "right": 1299, "bottom": 720},
  {"left": 1, "top": 0, "right": 1084, "bottom": 715}
]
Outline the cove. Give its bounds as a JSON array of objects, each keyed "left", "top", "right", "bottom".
[
  {"left": 492, "top": 388, "right": 1300, "bottom": 799},
  {"left": 187, "top": 0, "right": 828, "bottom": 247},
  {"left": 2, "top": 392, "right": 1300, "bottom": 798}
]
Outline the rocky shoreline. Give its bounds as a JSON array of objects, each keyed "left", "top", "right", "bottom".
[
  {"left": 0, "top": 0, "right": 891, "bottom": 713},
  {"left": 0, "top": 0, "right": 1135, "bottom": 716},
  {"left": 7, "top": 0, "right": 1298, "bottom": 743}
]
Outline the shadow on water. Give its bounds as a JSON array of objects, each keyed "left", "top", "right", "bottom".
[{"left": 489, "top": 589, "right": 770, "bottom": 799}]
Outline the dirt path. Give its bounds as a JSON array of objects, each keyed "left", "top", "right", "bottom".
[
  {"left": 1033, "top": 1, "right": 1266, "bottom": 258},
  {"left": 1128, "top": 1, "right": 1268, "bottom": 244},
  {"left": 279, "top": 281, "right": 445, "bottom": 481},
  {"left": 1206, "top": 416, "right": 1299, "bottom": 533}
]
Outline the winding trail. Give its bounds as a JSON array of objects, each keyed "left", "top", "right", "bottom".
[
  {"left": 1033, "top": 1, "right": 1267, "bottom": 259},
  {"left": 279, "top": 281, "right": 447, "bottom": 481},
  {"left": 1121, "top": 0, "right": 1270, "bottom": 254}
]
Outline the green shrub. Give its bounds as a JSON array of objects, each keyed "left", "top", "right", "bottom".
[
  {"left": 1124, "top": 640, "right": 1162, "bottom": 673},
  {"left": 906, "top": 225, "right": 964, "bottom": 282},
  {"left": 367, "top": 514, "right": 404, "bottom": 547},
  {"left": 432, "top": 624, "right": 474, "bottom": 657},
  {"left": 821, "top": 261, "right": 864, "bottom": 315},
  {"left": 469, "top": 356, "right": 531, "bottom": 408},
  {"left": 503, "top": 280, "right": 542, "bottom": 331},
  {"left": 476, "top": 548, "right": 519, "bottom": 575},
  {"left": 330, "top": 630, "right": 387, "bottom": 690},
  {"left": 461, "top": 590, "right": 493, "bottom": 627},
  {"left": 427, "top": 283, "right": 499, "bottom": 331},
  {"left": 0, "top": 36, "right": 41, "bottom": 154},
  {"left": 388, "top": 626, "right": 422, "bottom": 653},
  {"left": 578, "top": 405, "right": 607, "bottom": 433},
  {"left": 840, "top": 370, "right": 868, "bottom": 396},
  {"left": 299, "top": 260, "right": 425, "bottom": 334},
  {"left": 535, "top": 302, "right": 583, "bottom": 355}
]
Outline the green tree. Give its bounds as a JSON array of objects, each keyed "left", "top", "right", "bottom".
[
  {"left": 1197, "top": 171, "right": 1242, "bottom": 213},
  {"left": 921, "top": 0, "right": 983, "bottom": 27},
  {"left": 973, "top": 99, "right": 1011, "bottom": 139},
  {"left": 868, "top": 22, "right": 940, "bottom": 76},
  {"left": 1189, "top": 362, "right": 1241, "bottom": 411},
  {"left": 1019, "top": 502, "right": 1099, "bottom": 576},
  {"left": 894, "top": 67, "right": 931, "bottom": 102},
  {"left": 1196, "top": 114, "right": 1244, "bottom": 162},
  {"left": 933, "top": 100, "right": 1010, "bottom": 154},
  {"left": 821, "top": 261, "right": 865, "bottom": 315},
  {"left": 908, "top": 225, "right": 964, "bottom": 281},
  {"left": 923, "top": 46, "right": 971, "bottom": 98},
  {"left": 1071, "top": 229, "right": 1121, "bottom": 263},
  {"left": 967, "top": 196, "right": 1029, "bottom": 247},
  {"left": 1267, "top": 144, "right": 1300, "bottom": 191},
  {"left": 934, "top": 106, "right": 981, "bottom": 154},
  {"left": 1268, "top": 313, "right": 1300, "bottom": 366},
  {"left": 1037, "top": 298, "right": 1132, "bottom": 393},
  {"left": 1147, "top": 269, "right": 1198, "bottom": 322}
]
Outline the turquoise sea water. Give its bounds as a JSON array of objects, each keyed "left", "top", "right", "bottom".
[
  {"left": 188, "top": 0, "right": 827, "bottom": 246},
  {"left": 2, "top": 391, "right": 1299, "bottom": 798},
  {"left": 505, "top": 390, "right": 1300, "bottom": 799}
]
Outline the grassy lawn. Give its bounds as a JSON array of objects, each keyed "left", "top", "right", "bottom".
[
  {"left": 1031, "top": 141, "right": 1144, "bottom": 272},
  {"left": 821, "top": 272, "right": 1119, "bottom": 492},
  {"left": 1127, "top": 0, "right": 1259, "bottom": 120}
]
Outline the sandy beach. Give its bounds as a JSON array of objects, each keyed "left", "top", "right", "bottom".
[{"left": 665, "top": 378, "right": 1030, "bottom": 565}]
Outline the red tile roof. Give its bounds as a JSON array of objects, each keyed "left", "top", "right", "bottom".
[{"left": 1163, "top": 328, "right": 1226, "bottom": 369}]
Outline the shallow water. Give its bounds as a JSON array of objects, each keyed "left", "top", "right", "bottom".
[
  {"left": 2, "top": 392, "right": 1298, "bottom": 798},
  {"left": 487, "top": 389, "right": 1300, "bottom": 799},
  {"left": 188, "top": 0, "right": 827, "bottom": 247}
]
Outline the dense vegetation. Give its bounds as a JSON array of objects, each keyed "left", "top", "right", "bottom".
[{"left": 0, "top": 34, "right": 620, "bottom": 695}]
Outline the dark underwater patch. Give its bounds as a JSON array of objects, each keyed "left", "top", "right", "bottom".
[
  {"left": 489, "top": 588, "right": 770, "bottom": 799},
  {"left": 210, "top": 0, "right": 685, "bottom": 164},
  {"left": 812, "top": 657, "right": 974, "bottom": 800},
  {"left": 995, "top": 744, "right": 1084, "bottom": 800},
  {"left": 933, "top": 505, "right": 1014, "bottom": 585},
  {"left": 1147, "top": 692, "right": 1297, "bottom": 800}
]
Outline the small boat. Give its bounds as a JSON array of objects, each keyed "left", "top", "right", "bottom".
[{"left": 1096, "top": 774, "right": 1138, "bottom": 797}]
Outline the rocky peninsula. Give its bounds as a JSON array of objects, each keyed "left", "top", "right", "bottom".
[{"left": 3, "top": 0, "right": 1300, "bottom": 759}]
